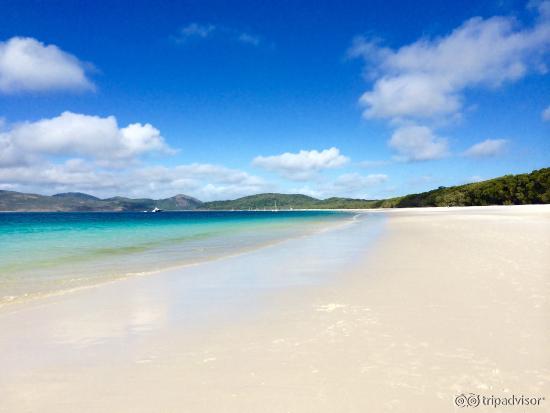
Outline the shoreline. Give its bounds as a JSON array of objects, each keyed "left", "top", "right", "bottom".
[
  {"left": 0, "top": 205, "right": 548, "bottom": 412},
  {"left": 0, "top": 211, "right": 358, "bottom": 312},
  {"left": 2, "top": 203, "right": 549, "bottom": 213}
]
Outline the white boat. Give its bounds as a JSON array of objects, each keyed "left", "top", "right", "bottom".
[{"left": 151, "top": 207, "right": 163, "bottom": 213}]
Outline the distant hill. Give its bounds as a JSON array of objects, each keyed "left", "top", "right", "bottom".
[
  {"left": 0, "top": 168, "right": 548, "bottom": 211},
  {"left": 203, "top": 193, "right": 320, "bottom": 210},
  {"left": 52, "top": 192, "right": 101, "bottom": 201},
  {"left": 202, "top": 168, "right": 549, "bottom": 210},
  {"left": 0, "top": 191, "right": 203, "bottom": 212},
  {"left": 157, "top": 194, "right": 203, "bottom": 210},
  {"left": 202, "top": 193, "right": 379, "bottom": 210}
]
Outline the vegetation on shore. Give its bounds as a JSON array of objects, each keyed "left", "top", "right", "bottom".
[
  {"left": 374, "top": 167, "right": 550, "bottom": 208},
  {"left": 0, "top": 168, "right": 548, "bottom": 211},
  {"left": 203, "top": 168, "right": 549, "bottom": 209}
]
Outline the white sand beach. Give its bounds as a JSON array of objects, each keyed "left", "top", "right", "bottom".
[{"left": 1, "top": 205, "right": 549, "bottom": 412}]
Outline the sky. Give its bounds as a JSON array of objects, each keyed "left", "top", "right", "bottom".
[{"left": 0, "top": 0, "right": 549, "bottom": 201}]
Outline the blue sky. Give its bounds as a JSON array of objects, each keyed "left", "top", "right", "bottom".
[{"left": 0, "top": 0, "right": 548, "bottom": 200}]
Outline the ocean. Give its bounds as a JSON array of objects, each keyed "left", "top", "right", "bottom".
[{"left": 0, "top": 211, "right": 354, "bottom": 306}]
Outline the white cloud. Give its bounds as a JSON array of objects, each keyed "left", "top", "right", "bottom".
[
  {"left": 126, "top": 164, "right": 269, "bottom": 200},
  {"left": 178, "top": 23, "right": 216, "bottom": 40},
  {"left": 143, "top": 163, "right": 264, "bottom": 187},
  {"left": 334, "top": 173, "right": 388, "bottom": 191},
  {"left": 175, "top": 24, "right": 262, "bottom": 47},
  {"left": 463, "top": 138, "right": 508, "bottom": 157},
  {"left": 291, "top": 172, "right": 388, "bottom": 199},
  {"left": 0, "top": 111, "right": 173, "bottom": 166},
  {"left": 0, "top": 150, "right": 390, "bottom": 201},
  {"left": 388, "top": 125, "right": 449, "bottom": 161},
  {"left": 359, "top": 73, "right": 460, "bottom": 120},
  {"left": 0, "top": 160, "right": 115, "bottom": 191},
  {"left": 542, "top": 105, "right": 550, "bottom": 121},
  {"left": 0, "top": 37, "right": 94, "bottom": 93},
  {"left": 0, "top": 160, "right": 270, "bottom": 201},
  {"left": 252, "top": 147, "right": 349, "bottom": 180},
  {"left": 349, "top": 3, "right": 550, "bottom": 120},
  {"left": 529, "top": 0, "right": 550, "bottom": 18},
  {"left": 0, "top": 111, "right": 268, "bottom": 201},
  {"left": 238, "top": 33, "right": 261, "bottom": 46}
]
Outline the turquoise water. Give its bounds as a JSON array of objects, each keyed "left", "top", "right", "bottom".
[{"left": 0, "top": 211, "right": 353, "bottom": 305}]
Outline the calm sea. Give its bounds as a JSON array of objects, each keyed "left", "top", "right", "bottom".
[{"left": 0, "top": 211, "right": 353, "bottom": 306}]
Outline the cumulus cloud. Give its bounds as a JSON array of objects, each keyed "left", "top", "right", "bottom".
[
  {"left": 0, "top": 37, "right": 94, "bottom": 93},
  {"left": 252, "top": 147, "right": 349, "bottom": 180},
  {"left": 348, "top": 2, "right": 549, "bottom": 162},
  {"left": 0, "top": 113, "right": 267, "bottom": 200},
  {"left": 388, "top": 125, "right": 449, "bottom": 161},
  {"left": 349, "top": 3, "right": 550, "bottom": 120},
  {"left": 542, "top": 105, "right": 550, "bottom": 121},
  {"left": 0, "top": 160, "right": 115, "bottom": 191},
  {"left": 125, "top": 164, "right": 269, "bottom": 200},
  {"left": 463, "top": 138, "right": 508, "bottom": 157},
  {"left": 0, "top": 111, "right": 173, "bottom": 167},
  {"left": 0, "top": 160, "right": 270, "bottom": 201}
]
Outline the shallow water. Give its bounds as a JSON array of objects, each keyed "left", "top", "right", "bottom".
[{"left": 0, "top": 211, "right": 352, "bottom": 305}]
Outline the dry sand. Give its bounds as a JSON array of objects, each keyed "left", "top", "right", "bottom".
[{"left": 1, "top": 205, "right": 549, "bottom": 412}]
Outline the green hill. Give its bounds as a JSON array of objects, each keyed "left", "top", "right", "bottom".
[
  {"left": 202, "top": 193, "right": 380, "bottom": 210},
  {"left": 201, "top": 168, "right": 549, "bottom": 210},
  {"left": 156, "top": 194, "right": 203, "bottom": 210},
  {"left": 202, "top": 193, "right": 320, "bottom": 210},
  {"left": 0, "top": 191, "right": 202, "bottom": 212},
  {"left": 200, "top": 193, "right": 379, "bottom": 211},
  {"left": 0, "top": 168, "right": 548, "bottom": 211},
  {"left": 373, "top": 167, "right": 550, "bottom": 208},
  {"left": 52, "top": 192, "right": 101, "bottom": 201}
]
